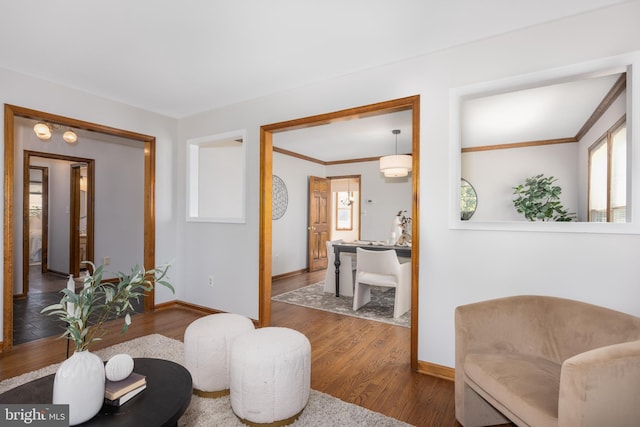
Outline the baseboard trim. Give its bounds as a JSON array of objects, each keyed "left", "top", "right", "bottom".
[
  {"left": 417, "top": 360, "right": 455, "bottom": 381},
  {"left": 272, "top": 268, "right": 307, "bottom": 281},
  {"left": 154, "top": 300, "right": 220, "bottom": 314},
  {"left": 153, "top": 300, "right": 259, "bottom": 326}
]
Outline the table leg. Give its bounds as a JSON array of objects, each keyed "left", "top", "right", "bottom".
[{"left": 333, "top": 247, "right": 341, "bottom": 297}]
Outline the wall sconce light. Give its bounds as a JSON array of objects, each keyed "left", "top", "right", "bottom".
[
  {"left": 379, "top": 129, "right": 412, "bottom": 178},
  {"left": 33, "top": 122, "right": 78, "bottom": 144}
]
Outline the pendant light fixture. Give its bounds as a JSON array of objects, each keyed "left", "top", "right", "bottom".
[
  {"left": 379, "top": 129, "right": 412, "bottom": 178},
  {"left": 341, "top": 178, "right": 355, "bottom": 207}
]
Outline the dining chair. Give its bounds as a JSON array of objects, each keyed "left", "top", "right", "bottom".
[
  {"left": 323, "top": 240, "right": 357, "bottom": 296},
  {"left": 353, "top": 248, "right": 411, "bottom": 318}
]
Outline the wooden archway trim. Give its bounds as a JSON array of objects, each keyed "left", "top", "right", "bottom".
[
  {"left": 259, "top": 95, "right": 421, "bottom": 370},
  {"left": 3, "top": 104, "right": 156, "bottom": 351}
]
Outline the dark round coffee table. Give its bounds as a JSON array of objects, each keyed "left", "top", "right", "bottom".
[{"left": 0, "top": 358, "right": 192, "bottom": 427}]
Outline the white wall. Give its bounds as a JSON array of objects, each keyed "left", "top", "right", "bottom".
[
  {"left": 197, "top": 144, "right": 244, "bottom": 219},
  {"left": 327, "top": 161, "right": 412, "bottom": 242},
  {"left": 462, "top": 143, "right": 579, "bottom": 221},
  {"left": 176, "top": 1, "right": 640, "bottom": 368},
  {"left": 272, "top": 153, "right": 325, "bottom": 276}
]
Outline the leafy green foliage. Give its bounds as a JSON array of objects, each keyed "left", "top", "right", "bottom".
[
  {"left": 41, "top": 263, "right": 174, "bottom": 352},
  {"left": 512, "top": 174, "right": 575, "bottom": 222}
]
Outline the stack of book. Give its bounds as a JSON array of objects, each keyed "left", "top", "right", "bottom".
[{"left": 104, "top": 372, "right": 147, "bottom": 406}]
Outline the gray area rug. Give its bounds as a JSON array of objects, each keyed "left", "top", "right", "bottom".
[
  {"left": 272, "top": 282, "right": 410, "bottom": 328},
  {"left": 0, "top": 334, "right": 412, "bottom": 426}
]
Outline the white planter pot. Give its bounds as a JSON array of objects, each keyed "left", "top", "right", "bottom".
[
  {"left": 391, "top": 216, "right": 402, "bottom": 245},
  {"left": 53, "top": 350, "right": 105, "bottom": 425}
]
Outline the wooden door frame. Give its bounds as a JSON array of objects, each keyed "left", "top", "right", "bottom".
[
  {"left": 69, "top": 162, "right": 89, "bottom": 277},
  {"left": 3, "top": 104, "right": 156, "bottom": 351},
  {"left": 328, "top": 175, "right": 362, "bottom": 240},
  {"left": 259, "top": 95, "right": 420, "bottom": 369}
]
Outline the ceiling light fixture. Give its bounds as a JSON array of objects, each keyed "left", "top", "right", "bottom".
[
  {"left": 341, "top": 179, "right": 355, "bottom": 207},
  {"left": 379, "top": 129, "right": 412, "bottom": 178},
  {"left": 33, "top": 122, "right": 52, "bottom": 141},
  {"left": 63, "top": 129, "right": 78, "bottom": 144},
  {"left": 33, "top": 122, "right": 79, "bottom": 144}
]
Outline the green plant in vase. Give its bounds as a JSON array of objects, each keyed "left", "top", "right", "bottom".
[
  {"left": 512, "top": 174, "right": 575, "bottom": 222},
  {"left": 42, "top": 262, "right": 174, "bottom": 425},
  {"left": 42, "top": 262, "right": 175, "bottom": 352}
]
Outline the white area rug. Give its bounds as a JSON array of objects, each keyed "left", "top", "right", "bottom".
[{"left": 0, "top": 334, "right": 413, "bottom": 426}]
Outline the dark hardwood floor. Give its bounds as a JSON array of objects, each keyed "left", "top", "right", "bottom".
[
  {"left": 13, "top": 268, "right": 141, "bottom": 345},
  {"left": 0, "top": 270, "right": 461, "bottom": 426}
]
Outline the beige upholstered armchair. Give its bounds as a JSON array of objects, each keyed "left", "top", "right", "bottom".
[{"left": 455, "top": 295, "right": 640, "bottom": 427}]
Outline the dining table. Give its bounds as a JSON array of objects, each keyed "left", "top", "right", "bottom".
[{"left": 332, "top": 241, "right": 412, "bottom": 297}]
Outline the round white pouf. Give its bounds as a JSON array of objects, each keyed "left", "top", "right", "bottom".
[
  {"left": 184, "top": 313, "right": 255, "bottom": 397},
  {"left": 230, "top": 327, "right": 311, "bottom": 426}
]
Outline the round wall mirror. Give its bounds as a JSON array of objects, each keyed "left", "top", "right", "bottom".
[{"left": 461, "top": 178, "right": 477, "bottom": 220}]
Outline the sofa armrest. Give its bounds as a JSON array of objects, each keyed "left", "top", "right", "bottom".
[{"left": 559, "top": 340, "right": 640, "bottom": 427}]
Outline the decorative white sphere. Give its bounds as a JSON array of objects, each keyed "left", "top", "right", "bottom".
[{"left": 105, "top": 354, "right": 134, "bottom": 382}]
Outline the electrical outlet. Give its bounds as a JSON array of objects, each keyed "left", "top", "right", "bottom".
[
  {"left": 104, "top": 256, "right": 111, "bottom": 265},
  {"left": 208, "top": 276, "right": 213, "bottom": 287}
]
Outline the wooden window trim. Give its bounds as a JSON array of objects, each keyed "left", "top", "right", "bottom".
[{"left": 587, "top": 117, "right": 626, "bottom": 222}]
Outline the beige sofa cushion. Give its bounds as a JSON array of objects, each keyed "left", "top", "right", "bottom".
[{"left": 465, "top": 352, "right": 560, "bottom": 427}]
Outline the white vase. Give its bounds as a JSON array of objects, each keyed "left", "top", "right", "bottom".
[
  {"left": 53, "top": 350, "right": 105, "bottom": 425},
  {"left": 391, "top": 215, "right": 402, "bottom": 245}
]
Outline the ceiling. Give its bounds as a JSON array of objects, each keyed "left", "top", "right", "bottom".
[
  {"left": 462, "top": 72, "right": 624, "bottom": 148},
  {"left": 273, "top": 71, "right": 624, "bottom": 162},
  {"left": 0, "top": 1, "right": 628, "bottom": 119},
  {"left": 273, "top": 110, "right": 413, "bottom": 163}
]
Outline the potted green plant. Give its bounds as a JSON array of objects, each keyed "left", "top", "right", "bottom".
[
  {"left": 41, "top": 262, "right": 174, "bottom": 425},
  {"left": 512, "top": 174, "right": 575, "bottom": 222}
]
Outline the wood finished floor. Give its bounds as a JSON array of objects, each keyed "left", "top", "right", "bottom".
[{"left": 0, "top": 270, "right": 462, "bottom": 427}]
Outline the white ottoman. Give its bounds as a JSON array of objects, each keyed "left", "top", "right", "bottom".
[
  {"left": 230, "top": 327, "right": 311, "bottom": 426},
  {"left": 184, "top": 313, "right": 255, "bottom": 397}
]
